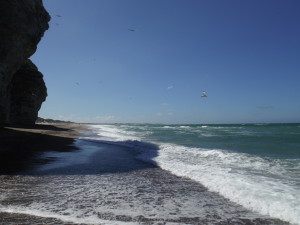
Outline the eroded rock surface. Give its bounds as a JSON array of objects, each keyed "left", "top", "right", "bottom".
[
  {"left": 0, "top": 0, "right": 50, "bottom": 125},
  {"left": 10, "top": 59, "right": 47, "bottom": 125}
]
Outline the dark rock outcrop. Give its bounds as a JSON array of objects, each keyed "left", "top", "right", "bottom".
[
  {"left": 0, "top": 0, "right": 50, "bottom": 125},
  {"left": 10, "top": 59, "right": 47, "bottom": 125}
]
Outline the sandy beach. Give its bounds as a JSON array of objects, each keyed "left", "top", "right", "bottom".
[{"left": 0, "top": 124, "right": 290, "bottom": 224}]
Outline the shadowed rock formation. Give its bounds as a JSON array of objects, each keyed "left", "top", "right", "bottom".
[
  {"left": 10, "top": 59, "right": 47, "bottom": 125},
  {"left": 0, "top": 0, "right": 50, "bottom": 125}
]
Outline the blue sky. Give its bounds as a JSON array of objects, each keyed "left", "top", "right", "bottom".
[{"left": 31, "top": 0, "right": 300, "bottom": 124}]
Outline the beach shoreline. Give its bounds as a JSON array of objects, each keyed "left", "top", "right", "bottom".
[{"left": 0, "top": 124, "right": 290, "bottom": 224}]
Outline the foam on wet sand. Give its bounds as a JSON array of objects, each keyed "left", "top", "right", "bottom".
[{"left": 0, "top": 124, "right": 289, "bottom": 224}]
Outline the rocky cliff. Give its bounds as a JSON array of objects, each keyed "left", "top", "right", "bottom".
[
  {"left": 10, "top": 59, "right": 47, "bottom": 125},
  {"left": 0, "top": 0, "right": 50, "bottom": 125}
]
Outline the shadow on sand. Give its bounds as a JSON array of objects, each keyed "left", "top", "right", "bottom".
[{"left": 0, "top": 126, "right": 78, "bottom": 174}]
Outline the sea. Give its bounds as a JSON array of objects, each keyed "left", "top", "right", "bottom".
[{"left": 0, "top": 123, "right": 299, "bottom": 224}]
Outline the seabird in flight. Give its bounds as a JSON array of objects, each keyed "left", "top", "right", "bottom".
[{"left": 201, "top": 91, "right": 207, "bottom": 98}]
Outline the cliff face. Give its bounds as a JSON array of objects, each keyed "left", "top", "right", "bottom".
[
  {"left": 10, "top": 59, "right": 47, "bottom": 125},
  {"left": 0, "top": 0, "right": 50, "bottom": 125}
]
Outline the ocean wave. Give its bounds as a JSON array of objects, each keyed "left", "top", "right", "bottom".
[
  {"left": 86, "top": 124, "right": 300, "bottom": 225},
  {"left": 161, "top": 125, "right": 176, "bottom": 129},
  {"left": 89, "top": 125, "right": 141, "bottom": 142},
  {"left": 143, "top": 143, "right": 300, "bottom": 225},
  {"left": 179, "top": 126, "right": 190, "bottom": 129},
  {"left": 199, "top": 133, "right": 218, "bottom": 137}
]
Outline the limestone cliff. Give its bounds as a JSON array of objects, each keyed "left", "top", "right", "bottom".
[{"left": 0, "top": 0, "right": 50, "bottom": 125}]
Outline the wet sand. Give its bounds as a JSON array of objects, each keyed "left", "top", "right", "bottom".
[{"left": 0, "top": 124, "right": 290, "bottom": 224}]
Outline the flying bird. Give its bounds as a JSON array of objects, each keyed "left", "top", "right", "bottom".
[
  {"left": 201, "top": 91, "right": 207, "bottom": 97},
  {"left": 128, "top": 28, "right": 135, "bottom": 32},
  {"left": 56, "top": 14, "right": 62, "bottom": 18}
]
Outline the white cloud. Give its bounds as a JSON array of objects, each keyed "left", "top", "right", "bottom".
[{"left": 167, "top": 85, "right": 174, "bottom": 90}]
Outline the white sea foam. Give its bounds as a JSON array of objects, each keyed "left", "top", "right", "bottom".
[
  {"left": 2, "top": 124, "right": 299, "bottom": 224},
  {"left": 162, "top": 125, "right": 175, "bottom": 129},
  {"left": 91, "top": 125, "right": 140, "bottom": 142},
  {"left": 0, "top": 204, "right": 138, "bottom": 225},
  {"left": 143, "top": 144, "right": 300, "bottom": 225},
  {"left": 90, "top": 124, "right": 300, "bottom": 225},
  {"left": 199, "top": 133, "right": 218, "bottom": 137},
  {"left": 179, "top": 126, "right": 190, "bottom": 129}
]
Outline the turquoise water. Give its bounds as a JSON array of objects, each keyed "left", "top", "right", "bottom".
[
  {"left": 0, "top": 123, "right": 299, "bottom": 224},
  {"left": 134, "top": 123, "right": 300, "bottom": 158},
  {"left": 87, "top": 123, "right": 300, "bottom": 224}
]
